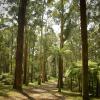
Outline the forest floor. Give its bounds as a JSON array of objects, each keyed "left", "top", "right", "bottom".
[{"left": 0, "top": 80, "right": 100, "bottom": 100}]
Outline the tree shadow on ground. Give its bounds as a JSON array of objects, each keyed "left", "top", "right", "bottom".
[
  {"left": 24, "top": 87, "right": 48, "bottom": 94},
  {"left": 61, "top": 90, "right": 81, "bottom": 97},
  {"left": 22, "top": 82, "right": 66, "bottom": 100},
  {"left": 20, "top": 91, "right": 35, "bottom": 100},
  {"left": 43, "top": 88, "right": 66, "bottom": 100},
  {"left": 0, "top": 83, "right": 35, "bottom": 100}
]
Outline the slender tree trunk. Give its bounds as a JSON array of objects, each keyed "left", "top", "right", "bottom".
[
  {"left": 23, "top": 38, "right": 28, "bottom": 85},
  {"left": 55, "top": 55, "right": 57, "bottom": 77},
  {"left": 91, "top": 78, "right": 94, "bottom": 95},
  {"left": 31, "top": 65, "right": 33, "bottom": 82},
  {"left": 42, "top": 56, "right": 46, "bottom": 83},
  {"left": 38, "top": 24, "right": 43, "bottom": 85},
  {"left": 42, "top": 36, "right": 47, "bottom": 82},
  {"left": 38, "top": 25, "right": 43, "bottom": 85},
  {"left": 97, "top": 24, "right": 100, "bottom": 97},
  {"left": 78, "top": 77, "right": 81, "bottom": 92},
  {"left": 58, "top": 0, "right": 64, "bottom": 92},
  {"left": 31, "top": 45, "right": 35, "bottom": 82},
  {"left": 41, "top": 0, "right": 46, "bottom": 83},
  {"left": 5, "top": 54, "right": 10, "bottom": 73},
  {"left": 10, "top": 29, "right": 14, "bottom": 74},
  {"left": 80, "top": 0, "right": 89, "bottom": 99},
  {"left": 89, "top": 79, "right": 90, "bottom": 94},
  {"left": 13, "top": 0, "right": 28, "bottom": 90},
  {"left": 27, "top": 38, "right": 31, "bottom": 83},
  {"left": 96, "top": 71, "right": 100, "bottom": 97},
  {"left": 44, "top": 52, "right": 48, "bottom": 82}
]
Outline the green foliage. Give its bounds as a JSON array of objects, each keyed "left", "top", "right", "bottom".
[
  {"left": 0, "top": 0, "right": 100, "bottom": 98},
  {"left": 0, "top": 73, "right": 13, "bottom": 85}
]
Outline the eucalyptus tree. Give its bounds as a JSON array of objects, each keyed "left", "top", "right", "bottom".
[
  {"left": 80, "top": 0, "right": 89, "bottom": 99},
  {"left": 39, "top": 0, "right": 45, "bottom": 83},
  {"left": 51, "top": 0, "right": 79, "bottom": 92},
  {"left": 43, "top": 27, "right": 58, "bottom": 78},
  {"left": 13, "top": 0, "right": 28, "bottom": 90},
  {"left": 48, "top": 0, "right": 67, "bottom": 91},
  {"left": 82, "top": 0, "right": 100, "bottom": 98},
  {"left": 57, "top": 0, "right": 64, "bottom": 92},
  {"left": 36, "top": 0, "right": 48, "bottom": 84}
]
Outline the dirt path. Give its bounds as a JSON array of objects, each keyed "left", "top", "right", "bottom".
[
  {"left": 0, "top": 82, "right": 100, "bottom": 100},
  {"left": 23, "top": 82, "right": 66, "bottom": 100},
  {"left": 0, "top": 82, "right": 66, "bottom": 100}
]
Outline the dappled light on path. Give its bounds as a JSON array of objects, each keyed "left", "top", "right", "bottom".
[
  {"left": 0, "top": 82, "right": 99, "bottom": 100},
  {"left": 23, "top": 82, "right": 66, "bottom": 100}
]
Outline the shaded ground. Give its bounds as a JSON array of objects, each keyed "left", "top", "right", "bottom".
[{"left": 0, "top": 82, "right": 100, "bottom": 100}]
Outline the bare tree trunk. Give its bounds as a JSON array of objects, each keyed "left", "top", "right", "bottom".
[
  {"left": 10, "top": 29, "right": 13, "bottom": 74},
  {"left": 13, "top": 0, "right": 28, "bottom": 90},
  {"left": 80, "top": 0, "right": 89, "bottom": 99},
  {"left": 42, "top": 56, "right": 46, "bottom": 83},
  {"left": 58, "top": 0, "right": 64, "bottom": 92},
  {"left": 96, "top": 71, "right": 100, "bottom": 97},
  {"left": 31, "top": 45, "right": 35, "bottom": 82},
  {"left": 97, "top": 24, "right": 100, "bottom": 97},
  {"left": 23, "top": 38, "right": 28, "bottom": 85}
]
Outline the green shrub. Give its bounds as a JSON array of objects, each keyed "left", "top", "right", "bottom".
[{"left": 0, "top": 73, "right": 13, "bottom": 85}]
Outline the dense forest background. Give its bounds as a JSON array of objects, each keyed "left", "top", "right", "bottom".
[{"left": 0, "top": 0, "right": 100, "bottom": 100}]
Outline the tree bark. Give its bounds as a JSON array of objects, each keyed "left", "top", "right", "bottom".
[
  {"left": 31, "top": 45, "right": 35, "bottom": 82},
  {"left": 23, "top": 38, "right": 28, "bottom": 85},
  {"left": 13, "top": 0, "right": 28, "bottom": 90},
  {"left": 58, "top": 0, "right": 64, "bottom": 92},
  {"left": 96, "top": 71, "right": 100, "bottom": 97},
  {"left": 80, "top": 0, "right": 89, "bottom": 99},
  {"left": 10, "top": 28, "right": 14, "bottom": 74}
]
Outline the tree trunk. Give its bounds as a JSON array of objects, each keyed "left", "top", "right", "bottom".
[
  {"left": 97, "top": 25, "right": 100, "bottom": 97},
  {"left": 80, "top": 0, "right": 89, "bottom": 99},
  {"left": 91, "top": 78, "right": 94, "bottom": 95},
  {"left": 31, "top": 65, "right": 33, "bottom": 82},
  {"left": 96, "top": 72, "right": 100, "bottom": 97},
  {"left": 58, "top": 0, "right": 64, "bottom": 92},
  {"left": 30, "top": 42, "right": 35, "bottom": 82},
  {"left": 42, "top": 57, "right": 46, "bottom": 83},
  {"left": 41, "top": 0, "right": 46, "bottom": 83},
  {"left": 42, "top": 41, "right": 48, "bottom": 82},
  {"left": 10, "top": 29, "right": 14, "bottom": 74},
  {"left": 13, "top": 0, "right": 28, "bottom": 90},
  {"left": 38, "top": 26, "right": 43, "bottom": 85},
  {"left": 23, "top": 39, "right": 28, "bottom": 85},
  {"left": 78, "top": 77, "right": 81, "bottom": 92}
]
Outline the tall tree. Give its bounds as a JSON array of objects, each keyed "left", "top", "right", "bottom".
[
  {"left": 58, "top": 0, "right": 64, "bottom": 92},
  {"left": 23, "top": 28, "right": 28, "bottom": 85},
  {"left": 13, "top": 0, "right": 28, "bottom": 90},
  {"left": 80, "top": 0, "right": 89, "bottom": 100},
  {"left": 38, "top": 0, "right": 46, "bottom": 84}
]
